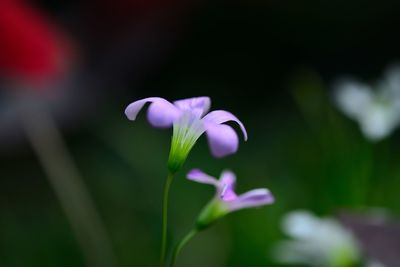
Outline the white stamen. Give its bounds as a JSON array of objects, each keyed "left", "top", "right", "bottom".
[{"left": 220, "top": 183, "right": 228, "bottom": 199}]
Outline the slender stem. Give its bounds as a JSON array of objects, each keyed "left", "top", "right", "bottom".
[
  {"left": 13, "top": 92, "right": 116, "bottom": 267},
  {"left": 160, "top": 172, "right": 174, "bottom": 267},
  {"left": 170, "top": 229, "right": 198, "bottom": 267}
]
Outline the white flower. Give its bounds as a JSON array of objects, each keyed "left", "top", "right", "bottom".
[
  {"left": 333, "top": 64, "right": 400, "bottom": 141},
  {"left": 272, "top": 210, "right": 361, "bottom": 267},
  {"left": 366, "top": 259, "right": 387, "bottom": 267}
]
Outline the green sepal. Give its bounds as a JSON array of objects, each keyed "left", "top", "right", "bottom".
[{"left": 196, "top": 199, "right": 229, "bottom": 231}]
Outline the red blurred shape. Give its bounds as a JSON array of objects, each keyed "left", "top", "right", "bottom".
[{"left": 0, "top": 0, "right": 68, "bottom": 85}]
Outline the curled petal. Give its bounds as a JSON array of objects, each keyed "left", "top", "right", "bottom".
[
  {"left": 202, "top": 110, "right": 248, "bottom": 141},
  {"left": 147, "top": 100, "right": 181, "bottom": 128},
  {"left": 205, "top": 123, "right": 239, "bottom": 158},
  {"left": 219, "top": 171, "right": 237, "bottom": 201},
  {"left": 187, "top": 169, "right": 219, "bottom": 186},
  {"left": 228, "top": 188, "right": 274, "bottom": 212},
  {"left": 173, "top": 96, "right": 211, "bottom": 118},
  {"left": 124, "top": 97, "right": 180, "bottom": 128}
]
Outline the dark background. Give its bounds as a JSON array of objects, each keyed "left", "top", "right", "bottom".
[{"left": 1, "top": 1, "right": 400, "bottom": 266}]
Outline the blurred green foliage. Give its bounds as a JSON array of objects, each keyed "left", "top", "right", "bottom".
[
  {"left": 1, "top": 70, "right": 400, "bottom": 266},
  {"left": 2, "top": 0, "right": 400, "bottom": 266}
]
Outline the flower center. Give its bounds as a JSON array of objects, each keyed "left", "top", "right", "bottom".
[
  {"left": 167, "top": 112, "right": 206, "bottom": 173},
  {"left": 220, "top": 183, "right": 236, "bottom": 201}
]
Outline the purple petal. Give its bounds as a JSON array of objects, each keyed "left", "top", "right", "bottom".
[
  {"left": 187, "top": 169, "right": 219, "bottom": 186},
  {"left": 202, "top": 110, "right": 248, "bottom": 141},
  {"left": 228, "top": 188, "right": 274, "bottom": 211},
  {"left": 173, "top": 97, "right": 211, "bottom": 118},
  {"left": 124, "top": 97, "right": 181, "bottom": 128},
  {"left": 219, "top": 171, "right": 237, "bottom": 201},
  {"left": 205, "top": 123, "right": 239, "bottom": 158}
]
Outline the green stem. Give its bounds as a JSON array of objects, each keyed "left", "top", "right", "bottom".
[
  {"left": 14, "top": 92, "right": 116, "bottom": 267},
  {"left": 170, "top": 229, "right": 198, "bottom": 267},
  {"left": 160, "top": 172, "right": 174, "bottom": 267}
]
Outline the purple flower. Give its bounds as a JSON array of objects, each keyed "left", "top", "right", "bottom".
[
  {"left": 187, "top": 169, "right": 274, "bottom": 229},
  {"left": 125, "top": 97, "right": 247, "bottom": 173}
]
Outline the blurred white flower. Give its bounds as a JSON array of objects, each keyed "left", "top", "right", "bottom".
[
  {"left": 333, "top": 64, "right": 400, "bottom": 141},
  {"left": 272, "top": 210, "right": 361, "bottom": 267},
  {"left": 366, "top": 259, "right": 387, "bottom": 267}
]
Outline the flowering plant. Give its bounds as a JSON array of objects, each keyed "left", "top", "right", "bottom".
[
  {"left": 125, "top": 96, "right": 247, "bottom": 173},
  {"left": 333, "top": 65, "right": 400, "bottom": 141},
  {"left": 167, "top": 169, "right": 274, "bottom": 266},
  {"left": 125, "top": 96, "right": 273, "bottom": 266}
]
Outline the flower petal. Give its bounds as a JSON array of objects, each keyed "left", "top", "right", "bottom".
[
  {"left": 202, "top": 110, "right": 248, "bottom": 141},
  {"left": 282, "top": 211, "right": 320, "bottom": 240},
  {"left": 173, "top": 97, "right": 211, "bottom": 118},
  {"left": 228, "top": 188, "right": 274, "bottom": 211},
  {"left": 359, "top": 105, "right": 394, "bottom": 141},
  {"left": 219, "top": 170, "right": 237, "bottom": 201},
  {"left": 124, "top": 97, "right": 180, "bottom": 128},
  {"left": 333, "top": 79, "right": 373, "bottom": 120},
  {"left": 205, "top": 123, "right": 239, "bottom": 158},
  {"left": 272, "top": 240, "right": 320, "bottom": 266},
  {"left": 187, "top": 169, "right": 219, "bottom": 186},
  {"left": 384, "top": 64, "right": 400, "bottom": 96}
]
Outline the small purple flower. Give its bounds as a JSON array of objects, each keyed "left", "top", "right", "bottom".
[
  {"left": 125, "top": 97, "right": 247, "bottom": 173},
  {"left": 187, "top": 169, "right": 274, "bottom": 229}
]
